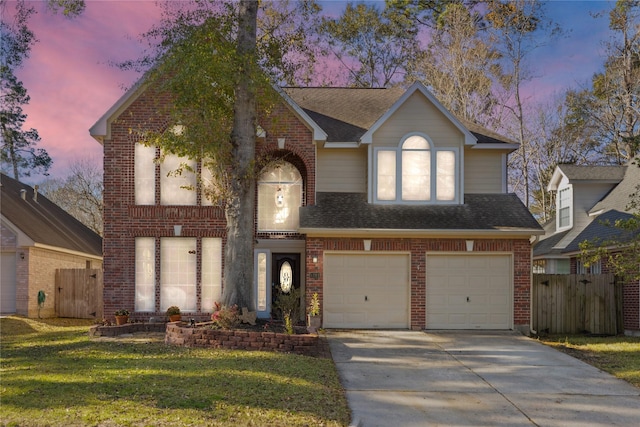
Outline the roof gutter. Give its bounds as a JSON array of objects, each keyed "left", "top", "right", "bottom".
[
  {"left": 299, "top": 227, "right": 544, "bottom": 239},
  {"left": 33, "top": 242, "right": 103, "bottom": 261}
]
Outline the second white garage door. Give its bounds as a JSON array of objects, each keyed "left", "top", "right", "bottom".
[
  {"left": 324, "top": 253, "right": 410, "bottom": 329},
  {"left": 426, "top": 254, "right": 512, "bottom": 329}
]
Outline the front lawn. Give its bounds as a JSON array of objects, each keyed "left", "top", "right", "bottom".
[
  {"left": 539, "top": 334, "right": 640, "bottom": 388},
  {"left": 0, "top": 316, "right": 350, "bottom": 426}
]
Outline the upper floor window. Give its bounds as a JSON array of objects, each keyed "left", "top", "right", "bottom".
[
  {"left": 558, "top": 187, "right": 571, "bottom": 229},
  {"left": 374, "top": 134, "right": 457, "bottom": 203},
  {"left": 577, "top": 259, "right": 601, "bottom": 274},
  {"left": 257, "top": 161, "right": 302, "bottom": 232},
  {"left": 135, "top": 143, "right": 213, "bottom": 206}
]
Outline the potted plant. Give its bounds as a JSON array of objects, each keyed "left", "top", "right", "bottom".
[
  {"left": 166, "top": 306, "right": 181, "bottom": 322},
  {"left": 114, "top": 309, "right": 129, "bottom": 325},
  {"left": 307, "top": 292, "right": 321, "bottom": 329}
]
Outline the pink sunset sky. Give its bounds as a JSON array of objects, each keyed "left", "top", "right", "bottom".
[{"left": 7, "top": 0, "right": 614, "bottom": 184}]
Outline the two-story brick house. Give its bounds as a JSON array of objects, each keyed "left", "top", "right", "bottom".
[{"left": 91, "top": 81, "right": 543, "bottom": 333}]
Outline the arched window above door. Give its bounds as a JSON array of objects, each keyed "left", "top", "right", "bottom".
[{"left": 257, "top": 161, "right": 302, "bottom": 232}]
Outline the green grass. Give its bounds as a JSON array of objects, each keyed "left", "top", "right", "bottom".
[
  {"left": 0, "top": 316, "right": 350, "bottom": 426},
  {"left": 539, "top": 334, "right": 640, "bottom": 388}
]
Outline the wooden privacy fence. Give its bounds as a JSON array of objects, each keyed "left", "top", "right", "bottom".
[
  {"left": 532, "top": 274, "right": 623, "bottom": 335},
  {"left": 55, "top": 268, "right": 103, "bottom": 319}
]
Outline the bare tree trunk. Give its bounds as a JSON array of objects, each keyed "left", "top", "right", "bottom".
[{"left": 221, "top": 0, "right": 258, "bottom": 310}]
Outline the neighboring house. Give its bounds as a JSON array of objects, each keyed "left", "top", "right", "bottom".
[
  {"left": 0, "top": 174, "right": 103, "bottom": 317},
  {"left": 90, "top": 81, "right": 543, "bottom": 333},
  {"left": 534, "top": 163, "right": 640, "bottom": 334}
]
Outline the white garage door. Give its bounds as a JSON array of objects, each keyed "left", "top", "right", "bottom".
[
  {"left": 426, "top": 254, "right": 512, "bottom": 329},
  {"left": 324, "top": 253, "right": 410, "bottom": 329},
  {"left": 1, "top": 253, "right": 17, "bottom": 314}
]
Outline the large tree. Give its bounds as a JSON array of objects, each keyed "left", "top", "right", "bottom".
[
  {"left": 485, "top": 0, "right": 562, "bottom": 208},
  {"left": 317, "top": 2, "right": 421, "bottom": 87},
  {"left": 0, "top": 0, "right": 85, "bottom": 179},
  {"left": 0, "top": 0, "right": 50, "bottom": 179},
  {"left": 39, "top": 158, "right": 103, "bottom": 236},
  {"left": 413, "top": 2, "right": 504, "bottom": 125},
  {"left": 126, "top": 0, "right": 317, "bottom": 309},
  {"left": 563, "top": 1, "right": 640, "bottom": 165}
]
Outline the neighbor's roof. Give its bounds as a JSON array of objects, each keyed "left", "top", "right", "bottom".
[
  {"left": 300, "top": 192, "right": 543, "bottom": 236},
  {"left": 558, "top": 164, "right": 627, "bottom": 181},
  {"left": 0, "top": 174, "right": 102, "bottom": 257},
  {"left": 589, "top": 164, "right": 640, "bottom": 214},
  {"left": 283, "top": 86, "right": 516, "bottom": 145},
  {"left": 562, "top": 209, "right": 638, "bottom": 254}
]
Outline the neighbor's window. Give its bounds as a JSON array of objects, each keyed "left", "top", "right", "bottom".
[
  {"left": 558, "top": 187, "right": 571, "bottom": 228},
  {"left": 577, "top": 259, "right": 601, "bottom": 274},
  {"left": 375, "top": 134, "right": 457, "bottom": 203},
  {"left": 533, "top": 259, "right": 546, "bottom": 274},
  {"left": 258, "top": 161, "right": 302, "bottom": 231},
  {"left": 160, "top": 238, "right": 197, "bottom": 312}
]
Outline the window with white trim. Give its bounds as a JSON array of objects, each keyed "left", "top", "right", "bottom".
[
  {"left": 375, "top": 134, "right": 457, "bottom": 203},
  {"left": 135, "top": 238, "right": 155, "bottom": 311},
  {"left": 134, "top": 237, "right": 222, "bottom": 313},
  {"left": 257, "top": 161, "right": 302, "bottom": 231},
  {"left": 134, "top": 143, "right": 214, "bottom": 206},
  {"left": 577, "top": 259, "right": 601, "bottom": 274},
  {"left": 558, "top": 187, "right": 571, "bottom": 229}
]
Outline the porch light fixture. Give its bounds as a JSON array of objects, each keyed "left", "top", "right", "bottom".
[
  {"left": 466, "top": 240, "right": 474, "bottom": 252},
  {"left": 277, "top": 138, "right": 286, "bottom": 149},
  {"left": 20, "top": 252, "right": 24, "bottom": 260},
  {"left": 363, "top": 239, "right": 372, "bottom": 251},
  {"left": 256, "top": 126, "right": 266, "bottom": 138},
  {"left": 312, "top": 256, "right": 318, "bottom": 264},
  {"left": 174, "top": 225, "right": 183, "bottom": 237}
]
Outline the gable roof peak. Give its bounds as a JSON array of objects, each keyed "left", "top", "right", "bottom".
[{"left": 359, "top": 81, "right": 477, "bottom": 146}]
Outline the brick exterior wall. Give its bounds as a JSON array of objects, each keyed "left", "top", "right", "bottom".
[
  {"left": 305, "top": 237, "right": 533, "bottom": 331},
  {"left": 103, "top": 86, "right": 315, "bottom": 321},
  {"left": 623, "top": 281, "right": 640, "bottom": 332},
  {"left": 103, "top": 84, "right": 534, "bottom": 332},
  {"left": 2, "top": 221, "right": 101, "bottom": 317}
]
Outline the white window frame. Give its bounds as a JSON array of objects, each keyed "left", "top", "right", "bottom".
[
  {"left": 557, "top": 186, "right": 572, "bottom": 231},
  {"left": 257, "top": 161, "right": 303, "bottom": 232},
  {"left": 254, "top": 249, "right": 272, "bottom": 319},
  {"left": 135, "top": 143, "right": 216, "bottom": 206},
  {"left": 577, "top": 259, "right": 601, "bottom": 274},
  {"left": 373, "top": 132, "right": 459, "bottom": 204},
  {"left": 135, "top": 237, "right": 156, "bottom": 312}
]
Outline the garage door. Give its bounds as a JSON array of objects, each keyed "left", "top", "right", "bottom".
[
  {"left": 426, "top": 254, "right": 512, "bottom": 329},
  {"left": 1, "top": 253, "right": 17, "bottom": 314},
  {"left": 324, "top": 253, "right": 410, "bottom": 328}
]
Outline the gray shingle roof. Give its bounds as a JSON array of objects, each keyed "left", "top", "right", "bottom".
[
  {"left": 589, "top": 164, "right": 640, "bottom": 214},
  {"left": 558, "top": 164, "right": 626, "bottom": 182},
  {"left": 533, "top": 229, "right": 570, "bottom": 257},
  {"left": 562, "top": 210, "right": 638, "bottom": 254},
  {"left": 1, "top": 174, "right": 102, "bottom": 257},
  {"left": 300, "top": 193, "right": 542, "bottom": 231},
  {"left": 283, "top": 87, "right": 515, "bottom": 145}
]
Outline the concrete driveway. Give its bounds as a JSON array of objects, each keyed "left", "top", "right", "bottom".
[{"left": 327, "top": 330, "right": 640, "bottom": 427}]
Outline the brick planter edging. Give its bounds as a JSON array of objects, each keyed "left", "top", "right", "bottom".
[
  {"left": 89, "top": 322, "right": 166, "bottom": 337},
  {"left": 165, "top": 322, "right": 322, "bottom": 356}
]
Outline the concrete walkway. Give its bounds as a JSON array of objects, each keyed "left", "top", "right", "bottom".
[{"left": 327, "top": 330, "right": 640, "bottom": 427}]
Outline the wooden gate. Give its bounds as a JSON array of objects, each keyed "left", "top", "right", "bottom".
[
  {"left": 532, "top": 274, "right": 623, "bottom": 335},
  {"left": 55, "top": 269, "right": 103, "bottom": 319}
]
